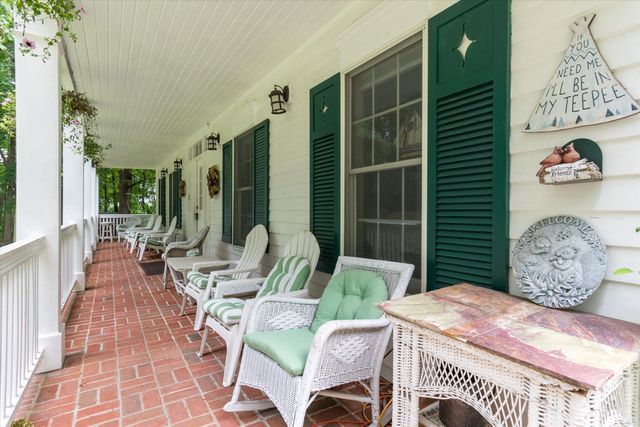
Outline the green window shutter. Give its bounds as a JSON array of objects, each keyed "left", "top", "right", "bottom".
[
  {"left": 427, "top": 0, "right": 510, "bottom": 292},
  {"left": 170, "top": 170, "right": 182, "bottom": 229},
  {"left": 252, "top": 120, "right": 270, "bottom": 230},
  {"left": 168, "top": 172, "right": 175, "bottom": 223},
  {"left": 222, "top": 141, "right": 233, "bottom": 243},
  {"left": 310, "top": 73, "right": 341, "bottom": 273},
  {"left": 158, "top": 177, "right": 166, "bottom": 226}
]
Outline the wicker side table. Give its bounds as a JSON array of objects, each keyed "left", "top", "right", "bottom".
[{"left": 381, "top": 284, "right": 640, "bottom": 427}]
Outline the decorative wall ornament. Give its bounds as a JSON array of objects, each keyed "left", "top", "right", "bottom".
[
  {"left": 537, "top": 139, "right": 603, "bottom": 184},
  {"left": 512, "top": 216, "right": 607, "bottom": 308},
  {"left": 179, "top": 180, "right": 186, "bottom": 197},
  {"left": 524, "top": 14, "right": 639, "bottom": 132},
  {"left": 206, "top": 165, "right": 220, "bottom": 198}
]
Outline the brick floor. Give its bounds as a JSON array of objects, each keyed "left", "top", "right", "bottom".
[{"left": 14, "top": 242, "right": 390, "bottom": 426}]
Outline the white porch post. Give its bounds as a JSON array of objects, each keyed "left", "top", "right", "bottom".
[
  {"left": 62, "top": 126, "right": 85, "bottom": 291},
  {"left": 14, "top": 18, "right": 64, "bottom": 372},
  {"left": 84, "top": 162, "right": 93, "bottom": 264},
  {"left": 91, "top": 167, "right": 97, "bottom": 250}
]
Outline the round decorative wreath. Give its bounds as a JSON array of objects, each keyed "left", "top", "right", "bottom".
[
  {"left": 179, "top": 180, "right": 187, "bottom": 197},
  {"left": 207, "top": 165, "right": 221, "bottom": 198}
]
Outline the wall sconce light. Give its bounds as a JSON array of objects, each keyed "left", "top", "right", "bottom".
[
  {"left": 269, "top": 85, "right": 289, "bottom": 114},
  {"left": 206, "top": 132, "right": 220, "bottom": 151},
  {"left": 160, "top": 168, "right": 168, "bottom": 178},
  {"left": 173, "top": 159, "right": 182, "bottom": 170}
]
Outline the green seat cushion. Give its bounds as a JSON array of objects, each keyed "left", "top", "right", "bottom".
[
  {"left": 203, "top": 298, "right": 245, "bottom": 325},
  {"left": 243, "top": 328, "right": 315, "bottom": 376},
  {"left": 186, "top": 271, "right": 231, "bottom": 289},
  {"left": 146, "top": 238, "right": 164, "bottom": 246},
  {"left": 310, "top": 270, "right": 388, "bottom": 333},
  {"left": 186, "top": 249, "right": 200, "bottom": 257},
  {"left": 257, "top": 256, "right": 311, "bottom": 298}
]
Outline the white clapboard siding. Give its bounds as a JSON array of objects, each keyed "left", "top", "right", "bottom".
[{"left": 511, "top": 0, "right": 640, "bottom": 322}]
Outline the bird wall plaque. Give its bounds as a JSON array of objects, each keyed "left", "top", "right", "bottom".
[
  {"left": 512, "top": 216, "right": 607, "bottom": 308},
  {"left": 524, "top": 14, "right": 639, "bottom": 132},
  {"left": 536, "top": 139, "right": 603, "bottom": 184}
]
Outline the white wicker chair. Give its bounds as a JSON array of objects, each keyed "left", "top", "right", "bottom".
[
  {"left": 136, "top": 216, "right": 178, "bottom": 260},
  {"left": 224, "top": 256, "right": 414, "bottom": 427},
  {"left": 198, "top": 230, "right": 320, "bottom": 387},
  {"left": 122, "top": 215, "right": 156, "bottom": 248},
  {"left": 125, "top": 215, "right": 162, "bottom": 252},
  {"left": 162, "top": 226, "right": 210, "bottom": 289}
]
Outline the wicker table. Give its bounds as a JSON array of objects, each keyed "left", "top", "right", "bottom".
[{"left": 380, "top": 284, "right": 640, "bottom": 427}]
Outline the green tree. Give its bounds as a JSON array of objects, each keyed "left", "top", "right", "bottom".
[{"left": 99, "top": 168, "right": 156, "bottom": 214}]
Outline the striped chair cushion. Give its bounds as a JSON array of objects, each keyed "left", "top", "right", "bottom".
[
  {"left": 202, "top": 298, "right": 245, "bottom": 325},
  {"left": 186, "top": 249, "right": 200, "bottom": 257},
  {"left": 146, "top": 238, "right": 164, "bottom": 246},
  {"left": 257, "top": 255, "right": 311, "bottom": 298},
  {"left": 186, "top": 271, "right": 231, "bottom": 289}
]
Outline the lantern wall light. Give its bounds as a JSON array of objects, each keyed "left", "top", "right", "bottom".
[
  {"left": 174, "top": 159, "right": 182, "bottom": 170},
  {"left": 160, "top": 168, "right": 168, "bottom": 178},
  {"left": 269, "top": 84, "right": 289, "bottom": 115},
  {"left": 207, "top": 132, "right": 220, "bottom": 151}
]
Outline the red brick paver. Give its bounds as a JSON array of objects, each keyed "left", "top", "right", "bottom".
[{"left": 14, "top": 242, "right": 387, "bottom": 426}]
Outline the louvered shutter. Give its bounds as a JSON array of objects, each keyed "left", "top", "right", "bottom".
[
  {"left": 173, "top": 170, "right": 182, "bottom": 229},
  {"left": 310, "top": 74, "right": 341, "bottom": 273},
  {"left": 158, "top": 177, "right": 166, "bottom": 226},
  {"left": 222, "top": 141, "right": 233, "bottom": 243},
  {"left": 427, "top": 0, "right": 510, "bottom": 292},
  {"left": 252, "top": 120, "right": 270, "bottom": 230}
]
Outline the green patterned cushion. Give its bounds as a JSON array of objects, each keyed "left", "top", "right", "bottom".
[
  {"left": 243, "top": 328, "right": 315, "bottom": 376},
  {"left": 257, "top": 256, "right": 311, "bottom": 298},
  {"left": 146, "top": 238, "right": 164, "bottom": 246},
  {"left": 186, "top": 271, "right": 231, "bottom": 289},
  {"left": 202, "top": 298, "right": 245, "bottom": 325},
  {"left": 186, "top": 249, "right": 200, "bottom": 257}
]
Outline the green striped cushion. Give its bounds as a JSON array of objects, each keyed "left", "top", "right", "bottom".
[
  {"left": 186, "top": 249, "right": 200, "bottom": 257},
  {"left": 146, "top": 238, "right": 164, "bottom": 246},
  {"left": 186, "top": 271, "right": 231, "bottom": 289},
  {"left": 257, "top": 256, "right": 311, "bottom": 298},
  {"left": 202, "top": 298, "right": 245, "bottom": 325}
]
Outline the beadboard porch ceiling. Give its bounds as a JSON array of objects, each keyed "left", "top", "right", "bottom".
[{"left": 63, "top": 0, "right": 368, "bottom": 169}]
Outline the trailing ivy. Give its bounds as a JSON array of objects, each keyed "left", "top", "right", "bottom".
[
  {"left": 62, "top": 89, "right": 110, "bottom": 165},
  {"left": 9, "top": 0, "right": 84, "bottom": 61}
]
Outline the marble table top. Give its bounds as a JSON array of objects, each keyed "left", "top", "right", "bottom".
[{"left": 380, "top": 283, "right": 640, "bottom": 390}]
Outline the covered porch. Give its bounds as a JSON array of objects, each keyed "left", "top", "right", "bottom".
[{"left": 1, "top": 0, "right": 640, "bottom": 426}]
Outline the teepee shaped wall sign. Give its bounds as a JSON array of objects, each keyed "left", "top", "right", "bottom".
[{"left": 524, "top": 14, "right": 639, "bottom": 133}]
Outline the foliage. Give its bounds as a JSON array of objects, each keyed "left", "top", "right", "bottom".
[
  {"left": 6, "top": 0, "right": 83, "bottom": 61},
  {"left": 62, "top": 90, "right": 109, "bottom": 165},
  {"left": 0, "top": 1, "right": 15, "bottom": 245},
  {"left": 98, "top": 168, "right": 156, "bottom": 214},
  {"left": 10, "top": 419, "right": 33, "bottom": 427},
  {"left": 613, "top": 227, "right": 640, "bottom": 276}
]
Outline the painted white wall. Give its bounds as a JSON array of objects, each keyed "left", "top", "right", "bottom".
[{"left": 157, "top": 0, "right": 640, "bottom": 323}]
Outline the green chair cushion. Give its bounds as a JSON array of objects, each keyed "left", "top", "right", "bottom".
[
  {"left": 146, "top": 238, "right": 164, "bottom": 246},
  {"left": 202, "top": 298, "right": 245, "bottom": 325},
  {"left": 243, "top": 328, "right": 315, "bottom": 376},
  {"left": 186, "top": 271, "right": 231, "bottom": 289},
  {"left": 257, "top": 256, "right": 310, "bottom": 298},
  {"left": 310, "top": 270, "right": 388, "bottom": 333},
  {"left": 186, "top": 249, "right": 200, "bottom": 257}
]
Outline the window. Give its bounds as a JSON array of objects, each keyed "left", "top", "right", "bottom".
[
  {"left": 347, "top": 36, "right": 423, "bottom": 285},
  {"left": 233, "top": 130, "right": 254, "bottom": 246}
]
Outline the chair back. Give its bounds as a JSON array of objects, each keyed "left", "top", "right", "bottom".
[
  {"left": 333, "top": 256, "right": 414, "bottom": 300},
  {"left": 142, "top": 215, "right": 155, "bottom": 229},
  {"left": 283, "top": 230, "right": 320, "bottom": 288},
  {"left": 165, "top": 216, "right": 177, "bottom": 235},
  {"left": 150, "top": 215, "right": 162, "bottom": 232},
  {"left": 232, "top": 225, "right": 269, "bottom": 279}
]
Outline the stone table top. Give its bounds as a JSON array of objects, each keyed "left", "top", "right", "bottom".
[{"left": 379, "top": 283, "right": 640, "bottom": 390}]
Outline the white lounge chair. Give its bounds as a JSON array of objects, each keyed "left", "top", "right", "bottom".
[
  {"left": 182, "top": 224, "right": 268, "bottom": 331},
  {"left": 162, "top": 226, "right": 210, "bottom": 289},
  {"left": 224, "top": 256, "right": 414, "bottom": 427},
  {"left": 122, "top": 215, "right": 156, "bottom": 246},
  {"left": 198, "top": 230, "right": 320, "bottom": 387},
  {"left": 136, "top": 216, "right": 178, "bottom": 261},
  {"left": 126, "top": 215, "right": 162, "bottom": 252},
  {"left": 116, "top": 217, "right": 144, "bottom": 242}
]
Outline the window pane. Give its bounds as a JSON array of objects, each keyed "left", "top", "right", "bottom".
[
  {"left": 352, "top": 69, "right": 372, "bottom": 120},
  {"left": 357, "top": 221, "right": 377, "bottom": 259},
  {"left": 374, "top": 56, "right": 397, "bottom": 113},
  {"left": 374, "top": 112, "right": 397, "bottom": 165},
  {"left": 379, "top": 224, "right": 402, "bottom": 262},
  {"left": 379, "top": 168, "right": 401, "bottom": 220},
  {"left": 404, "top": 166, "right": 421, "bottom": 221},
  {"left": 234, "top": 131, "right": 254, "bottom": 246},
  {"left": 351, "top": 120, "right": 372, "bottom": 169},
  {"left": 404, "top": 224, "right": 421, "bottom": 279},
  {"left": 356, "top": 172, "right": 377, "bottom": 220},
  {"left": 399, "top": 102, "right": 422, "bottom": 160},
  {"left": 399, "top": 41, "right": 422, "bottom": 104}
]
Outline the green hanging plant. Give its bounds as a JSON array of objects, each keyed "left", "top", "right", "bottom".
[
  {"left": 11, "top": 0, "right": 84, "bottom": 61},
  {"left": 613, "top": 226, "right": 640, "bottom": 276},
  {"left": 62, "top": 89, "right": 109, "bottom": 165}
]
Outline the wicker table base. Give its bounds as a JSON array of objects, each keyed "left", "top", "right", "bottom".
[{"left": 390, "top": 318, "right": 639, "bottom": 427}]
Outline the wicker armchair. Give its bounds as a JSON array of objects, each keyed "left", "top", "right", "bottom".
[
  {"left": 224, "top": 256, "right": 414, "bottom": 427},
  {"left": 162, "top": 226, "right": 210, "bottom": 288}
]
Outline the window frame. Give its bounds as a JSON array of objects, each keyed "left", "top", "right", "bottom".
[
  {"left": 232, "top": 128, "right": 255, "bottom": 247},
  {"left": 345, "top": 33, "right": 424, "bottom": 288}
]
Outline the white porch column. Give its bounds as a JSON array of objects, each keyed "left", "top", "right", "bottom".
[
  {"left": 91, "top": 167, "right": 97, "bottom": 250},
  {"left": 62, "top": 126, "right": 85, "bottom": 291},
  {"left": 83, "top": 162, "right": 93, "bottom": 264},
  {"left": 14, "top": 18, "right": 64, "bottom": 372}
]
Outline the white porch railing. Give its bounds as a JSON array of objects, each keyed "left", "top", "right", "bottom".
[
  {"left": 0, "top": 236, "right": 44, "bottom": 425},
  {"left": 60, "top": 223, "right": 76, "bottom": 309},
  {"left": 99, "top": 213, "right": 149, "bottom": 231}
]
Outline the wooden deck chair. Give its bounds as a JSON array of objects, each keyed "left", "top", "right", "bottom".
[
  {"left": 136, "top": 216, "right": 177, "bottom": 260},
  {"left": 126, "top": 215, "right": 162, "bottom": 252},
  {"left": 122, "top": 215, "right": 156, "bottom": 247},
  {"left": 162, "top": 226, "right": 210, "bottom": 289},
  {"left": 181, "top": 224, "right": 268, "bottom": 331},
  {"left": 198, "top": 230, "right": 320, "bottom": 387}
]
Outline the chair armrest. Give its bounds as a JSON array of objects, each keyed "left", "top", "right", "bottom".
[
  {"left": 302, "top": 318, "right": 392, "bottom": 385},
  {"left": 214, "top": 277, "right": 266, "bottom": 299},
  {"left": 247, "top": 297, "right": 319, "bottom": 334},
  {"left": 192, "top": 260, "right": 234, "bottom": 271}
]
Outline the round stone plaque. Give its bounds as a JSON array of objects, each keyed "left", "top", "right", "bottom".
[{"left": 512, "top": 216, "right": 607, "bottom": 308}]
